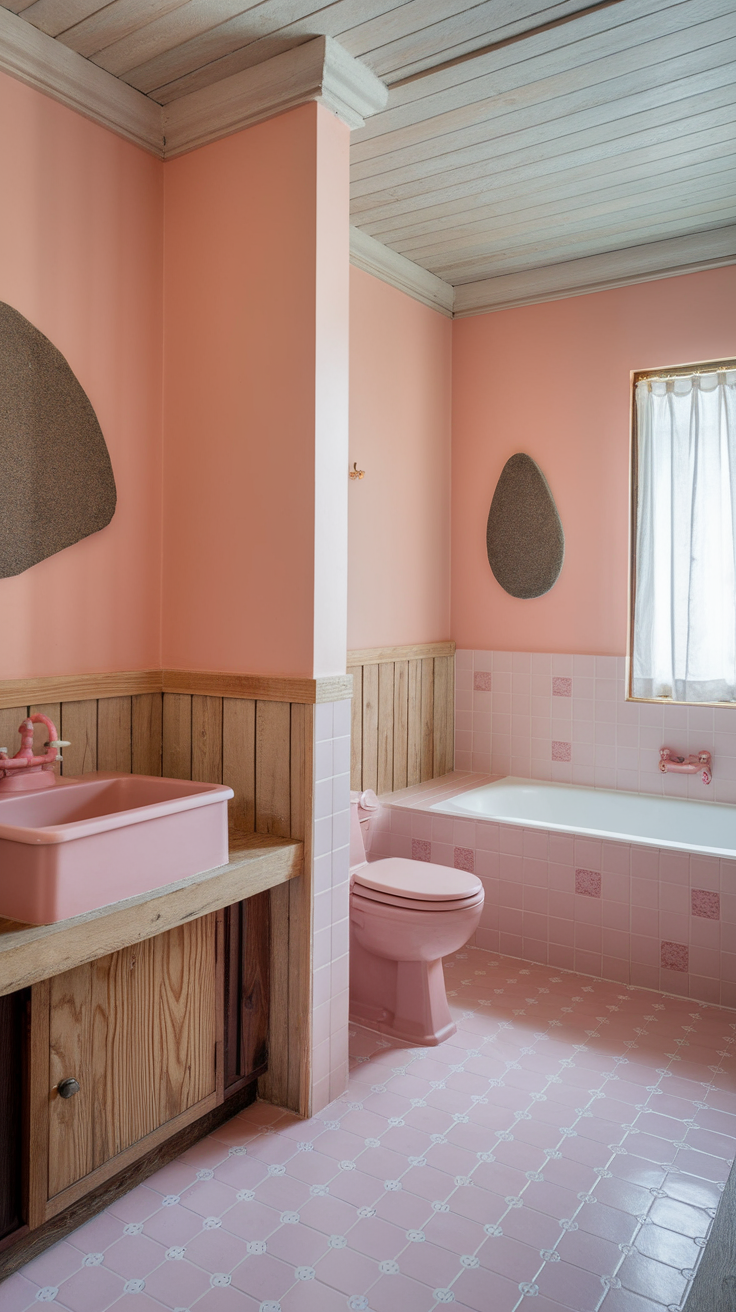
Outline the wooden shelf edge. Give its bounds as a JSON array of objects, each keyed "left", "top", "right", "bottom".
[
  {"left": 0, "top": 839, "right": 302, "bottom": 999},
  {"left": 0, "top": 669, "right": 354, "bottom": 708},
  {"left": 347, "top": 641, "right": 456, "bottom": 665}
]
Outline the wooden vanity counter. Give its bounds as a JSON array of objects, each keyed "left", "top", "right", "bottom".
[
  {"left": 0, "top": 833, "right": 302, "bottom": 1275},
  {"left": 0, "top": 831, "right": 301, "bottom": 997}
]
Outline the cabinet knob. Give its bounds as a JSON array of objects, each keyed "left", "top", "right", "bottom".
[{"left": 57, "top": 1077, "right": 80, "bottom": 1099}]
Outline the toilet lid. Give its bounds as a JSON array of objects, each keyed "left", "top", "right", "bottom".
[{"left": 352, "top": 857, "right": 482, "bottom": 902}]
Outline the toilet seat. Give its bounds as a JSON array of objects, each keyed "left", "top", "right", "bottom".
[{"left": 352, "top": 857, "right": 482, "bottom": 912}]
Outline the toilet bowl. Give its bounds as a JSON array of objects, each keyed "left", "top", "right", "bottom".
[{"left": 349, "top": 792, "right": 484, "bottom": 1045}]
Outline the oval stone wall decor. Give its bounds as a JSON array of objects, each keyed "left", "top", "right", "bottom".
[
  {"left": 0, "top": 302, "right": 116, "bottom": 579},
  {"left": 486, "top": 452, "right": 564, "bottom": 598}
]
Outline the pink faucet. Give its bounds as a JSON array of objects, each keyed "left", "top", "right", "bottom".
[
  {"left": 0, "top": 714, "right": 70, "bottom": 793},
  {"left": 659, "top": 747, "right": 712, "bottom": 785}
]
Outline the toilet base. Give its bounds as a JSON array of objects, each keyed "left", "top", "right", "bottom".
[{"left": 349, "top": 936, "right": 457, "bottom": 1046}]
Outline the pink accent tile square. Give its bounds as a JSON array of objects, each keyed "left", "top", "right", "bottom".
[
  {"left": 552, "top": 676, "right": 572, "bottom": 697},
  {"left": 473, "top": 671, "right": 492, "bottom": 691},
  {"left": 575, "top": 868, "right": 601, "bottom": 898},
  {"left": 661, "top": 939, "right": 689, "bottom": 971},
  {"left": 692, "top": 888, "right": 720, "bottom": 919},
  {"left": 453, "top": 846, "right": 475, "bottom": 872},
  {"left": 411, "top": 838, "right": 431, "bottom": 862},
  {"left": 551, "top": 740, "right": 571, "bottom": 761}
]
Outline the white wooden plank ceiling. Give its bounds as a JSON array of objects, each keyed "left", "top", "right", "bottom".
[{"left": 4, "top": 0, "right": 736, "bottom": 293}]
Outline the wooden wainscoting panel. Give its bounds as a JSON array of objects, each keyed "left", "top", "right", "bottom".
[
  {"left": 407, "top": 659, "right": 422, "bottom": 788},
  {"left": 97, "top": 697, "right": 132, "bottom": 773},
  {"left": 392, "top": 660, "right": 409, "bottom": 793},
  {"left": 255, "top": 702, "right": 291, "bottom": 839},
  {"left": 131, "top": 693, "right": 163, "bottom": 776},
  {"left": 349, "top": 667, "right": 362, "bottom": 792},
  {"left": 420, "top": 657, "right": 435, "bottom": 783},
  {"left": 162, "top": 694, "right": 192, "bottom": 780},
  {"left": 191, "top": 695, "right": 223, "bottom": 785},
  {"left": 377, "top": 663, "right": 394, "bottom": 797},
  {"left": 361, "top": 663, "right": 379, "bottom": 794},
  {"left": 222, "top": 698, "right": 256, "bottom": 834},
  {"left": 61, "top": 701, "right": 97, "bottom": 776},
  {"left": 0, "top": 707, "right": 27, "bottom": 761},
  {"left": 349, "top": 644, "right": 455, "bottom": 794}
]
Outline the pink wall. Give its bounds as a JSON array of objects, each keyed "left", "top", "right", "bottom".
[
  {"left": 162, "top": 103, "right": 350, "bottom": 679},
  {"left": 451, "top": 267, "right": 736, "bottom": 656},
  {"left": 348, "top": 269, "right": 452, "bottom": 651},
  {"left": 0, "top": 73, "right": 163, "bottom": 679}
]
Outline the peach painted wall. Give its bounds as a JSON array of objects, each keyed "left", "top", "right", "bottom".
[
  {"left": 348, "top": 268, "right": 452, "bottom": 651},
  {"left": 451, "top": 267, "right": 736, "bottom": 656},
  {"left": 0, "top": 73, "right": 163, "bottom": 679},
  {"left": 163, "top": 103, "right": 350, "bottom": 679}
]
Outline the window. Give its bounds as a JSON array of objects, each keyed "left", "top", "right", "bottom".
[{"left": 631, "top": 360, "right": 736, "bottom": 705}]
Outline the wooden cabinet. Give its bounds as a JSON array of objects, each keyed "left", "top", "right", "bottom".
[
  {"left": 34, "top": 916, "right": 218, "bottom": 1214},
  {"left": 0, "top": 990, "right": 27, "bottom": 1250},
  {"left": 20, "top": 898, "right": 269, "bottom": 1231}
]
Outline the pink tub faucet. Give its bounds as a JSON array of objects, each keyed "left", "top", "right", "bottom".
[
  {"left": 659, "top": 747, "right": 712, "bottom": 785},
  {"left": 0, "top": 714, "right": 70, "bottom": 793}
]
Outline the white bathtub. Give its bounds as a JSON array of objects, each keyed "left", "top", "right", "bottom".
[{"left": 431, "top": 776, "right": 736, "bottom": 859}]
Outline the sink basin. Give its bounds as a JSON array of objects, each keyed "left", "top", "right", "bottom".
[{"left": 0, "top": 772, "right": 234, "bottom": 924}]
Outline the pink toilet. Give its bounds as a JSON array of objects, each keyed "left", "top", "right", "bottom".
[{"left": 349, "top": 792, "right": 484, "bottom": 1045}]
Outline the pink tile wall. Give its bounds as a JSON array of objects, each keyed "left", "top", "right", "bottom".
[
  {"left": 456, "top": 649, "right": 736, "bottom": 804},
  {"left": 370, "top": 781, "right": 736, "bottom": 1009},
  {"left": 312, "top": 699, "right": 351, "bottom": 1113}
]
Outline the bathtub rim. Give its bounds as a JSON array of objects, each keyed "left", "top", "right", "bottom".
[{"left": 428, "top": 775, "right": 736, "bottom": 860}]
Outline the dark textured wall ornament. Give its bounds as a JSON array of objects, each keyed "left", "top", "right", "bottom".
[
  {"left": 486, "top": 452, "right": 564, "bottom": 598},
  {"left": 0, "top": 302, "right": 116, "bottom": 579}
]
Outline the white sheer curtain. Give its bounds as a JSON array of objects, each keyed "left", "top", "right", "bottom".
[{"left": 633, "top": 369, "right": 736, "bottom": 703}]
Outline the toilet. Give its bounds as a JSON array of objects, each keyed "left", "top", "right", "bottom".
[{"left": 349, "top": 791, "right": 484, "bottom": 1045}]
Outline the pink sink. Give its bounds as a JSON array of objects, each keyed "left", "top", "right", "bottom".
[{"left": 0, "top": 772, "right": 233, "bottom": 925}]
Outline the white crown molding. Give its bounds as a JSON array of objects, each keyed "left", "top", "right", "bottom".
[
  {"left": 453, "top": 226, "right": 736, "bottom": 317},
  {"left": 349, "top": 227, "right": 455, "bottom": 318},
  {"left": 164, "top": 37, "right": 387, "bottom": 158},
  {"left": 0, "top": 18, "right": 386, "bottom": 161},
  {"left": 0, "top": 3, "right": 162, "bottom": 154}
]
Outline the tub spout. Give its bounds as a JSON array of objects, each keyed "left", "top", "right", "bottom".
[{"left": 659, "top": 747, "right": 712, "bottom": 785}]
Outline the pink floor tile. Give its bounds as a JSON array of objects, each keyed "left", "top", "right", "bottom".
[{"left": 8, "top": 947, "right": 736, "bottom": 1312}]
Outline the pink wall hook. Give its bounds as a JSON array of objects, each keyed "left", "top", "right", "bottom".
[
  {"left": 659, "top": 747, "right": 712, "bottom": 785},
  {"left": 0, "top": 714, "right": 70, "bottom": 792}
]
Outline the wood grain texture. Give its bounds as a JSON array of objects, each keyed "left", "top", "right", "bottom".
[
  {"left": 0, "top": 670, "right": 161, "bottom": 710},
  {"left": 47, "top": 917, "right": 216, "bottom": 1198},
  {"left": 348, "top": 666, "right": 362, "bottom": 793},
  {"left": 0, "top": 1079, "right": 256, "bottom": 1280},
  {"left": 222, "top": 697, "right": 255, "bottom": 834},
  {"left": 191, "top": 695, "right": 222, "bottom": 784},
  {"left": 96, "top": 696, "right": 132, "bottom": 773},
  {"left": 349, "top": 648, "right": 455, "bottom": 793},
  {"left": 392, "top": 659, "right": 409, "bottom": 792},
  {"left": 255, "top": 701, "right": 291, "bottom": 839},
  {"left": 163, "top": 669, "right": 352, "bottom": 704},
  {"left": 0, "top": 837, "right": 301, "bottom": 999},
  {"left": 27, "top": 979, "right": 50, "bottom": 1230},
  {"left": 162, "top": 692, "right": 191, "bottom": 780},
  {"left": 60, "top": 699, "right": 97, "bottom": 776},
  {"left": 0, "top": 706, "right": 27, "bottom": 760},
  {"left": 420, "top": 657, "right": 435, "bottom": 783},
  {"left": 377, "top": 661, "right": 394, "bottom": 796},
  {"left": 347, "top": 641, "right": 456, "bottom": 665},
  {"left": 361, "top": 663, "right": 379, "bottom": 794},
  {"left": 131, "top": 692, "right": 162, "bottom": 776}
]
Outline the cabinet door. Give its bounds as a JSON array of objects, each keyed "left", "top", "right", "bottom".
[
  {"left": 224, "top": 891, "right": 270, "bottom": 1094},
  {"left": 0, "top": 990, "right": 27, "bottom": 1246},
  {"left": 45, "top": 915, "right": 218, "bottom": 1206}
]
